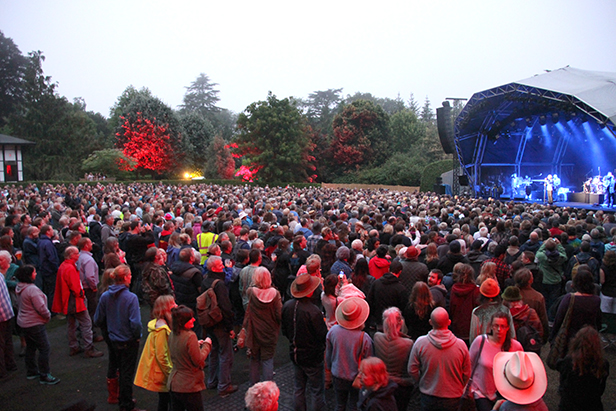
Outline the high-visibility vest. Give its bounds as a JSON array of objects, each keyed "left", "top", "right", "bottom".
[{"left": 197, "top": 232, "right": 218, "bottom": 265}]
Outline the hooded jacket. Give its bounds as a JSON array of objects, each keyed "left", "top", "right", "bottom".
[
  {"left": 94, "top": 284, "right": 141, "bottom": 343},
  {"left": 134, "top": 319, "right": 172, "bottom": 393},
  {"left": 367, "top": 273, "right": 407, "bottom": 327},
  {"left": 368, "top": 256, "right": 391, "bottom": 280},
  {"left": 536, "top": 243, "right": 567, "bottom": 285},
  {"left": 408, "top": 328, "right": 470, "bottom": 398},
  {"left": 243, "top": 287, "right": 281, "bottom": 360},
  {"left": 449, "top": 283, "right": 480, "bottom": 340},
  {"left": 170, "top": 261, "right": 202, "bottom": 310},
  {"left": 51, "top": 259, "right": 86, "bottom": 315},
  {"left": 357, "top": 380, "right": 398, "bottom": 411},
  {"left": 436, "top": 252, "right": 469, "bottom": 275},
  {"left": 16, "top": 282, "right": 50, "bottom": 328}
]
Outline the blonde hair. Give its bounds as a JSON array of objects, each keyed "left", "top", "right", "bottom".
[
  {"left": 252, "top": 267, "right": 272, "bottom": 289},
  {"left": 382, "top": 307, "right": 403, "bottom": 340},
  {"left": 152, "top": 295, "right": 175, "bottom": 320},
  {"left": 477, "top": 262, "right": 497, "bottom": 285}
]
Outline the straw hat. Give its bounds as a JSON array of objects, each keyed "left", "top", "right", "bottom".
[
  {"left": 493, "top": 351, "right": 547, "bottom": 405},
  {"left": 335, "top": 297, "right": 370, "bottom": 330},
  {"left": 290, "top": 274, "right": 320, "bottom": 298}
]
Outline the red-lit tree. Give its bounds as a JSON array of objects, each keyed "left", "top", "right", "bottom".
[{"left": 117, "top": 112, "right": 181, "bottom": 174}]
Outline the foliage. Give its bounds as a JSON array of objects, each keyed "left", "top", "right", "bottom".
[
  {"left": 420, "top": 159, "right": 453, "bottom": 192},
  {"left": 234, "top": 92, "right": 316, "bottom": 183},
  {"left": 82, "top": 149, "right": 135, "bottom": 178},
  {"left": 179, "top": 73, "right": 220, "bottom": 117},
  {"left": 331, "top": 99, "right": 390, "bottom": 173},
  {"left": 208, "top": 108, "right": 238, "bottom": 141},
  {"left": 0, "top": 31, "right": 28, "bottom": 128},
  {"left": 180, "top": 112, "right": 215, "bottom": 169},
  {"left": 108, "top": 86, "right": 153, "bottom": 134},
  {"left": 7, "top": 51, "right": 99, "bottom": 180},
  {"left": 333, "top": 153, "right": 423, "bottom": 186},
  {"left": 115, "top": 93, "right": 184, "bottom": 176},
  {"left": 203, "top": 136, "right": 235, "bottom": 179},
  {"left": 420, "top": 96, "right": 435, "bottom": 124},
  {"left": 117, "top": 112, "right": 180, "bottom": 174},
  {"left": 301, "top": 88, "right": 343, "bottom": 135},
  {"left": 389, "top": 109, "right": 427, "bottom": 154}
]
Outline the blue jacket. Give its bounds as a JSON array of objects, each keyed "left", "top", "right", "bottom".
[
  {"left": 94, "top": 284, "right": 141, "bottom": 342},
  {"left": 37, "top": 234, "right": 59, "bottom": 277}
]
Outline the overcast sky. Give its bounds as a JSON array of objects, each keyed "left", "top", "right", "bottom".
[{"left": 2, "top": 0, "right": 615, "bottom": 118}]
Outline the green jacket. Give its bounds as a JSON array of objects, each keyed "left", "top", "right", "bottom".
[{"left": 535, "top": 243, "right": 567, "bottom": 285}]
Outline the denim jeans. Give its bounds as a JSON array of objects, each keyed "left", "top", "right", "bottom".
[
  {"left": 249, "top": 355, "right": 274, "bottom": 385},
  {"left": 67, "top": 310, "right": 93, "bottom": 351},
  {"left": 207, "top": 327, "right": 233, "bottom": 392},
  {"left": 41, "top": 275, "right": 56, "bottom": 312},
  {"left": 22, "top": 324, "right": 50, "bottom": 376},
  {"left": 293, "top": 362, "right": 326, "bottom": 411},
  {"left": 333, "top": 376, "right": 358, "bottom": 411}
]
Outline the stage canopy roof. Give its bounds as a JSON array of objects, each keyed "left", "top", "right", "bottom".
[{"left": 454, "top": 67, "right": 616, "bottom": 191}]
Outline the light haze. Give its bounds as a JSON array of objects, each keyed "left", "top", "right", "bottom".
[{"left": 1, "top": 0, "right": 615, "bottom": 117}]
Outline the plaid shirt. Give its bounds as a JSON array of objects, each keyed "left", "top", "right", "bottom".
[
  {"left": 483, "top": 257, "right": 512, "bottom": 290},
  {"left": 306, "top": 234, "right": 322, "bottom": 255},
  {"left": 0, "top": 276, "right": 14, "bottom": 322}
]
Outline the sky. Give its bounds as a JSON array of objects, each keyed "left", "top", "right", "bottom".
[{"left": 1, "top": 0, "right": 615, "bottom": 118}]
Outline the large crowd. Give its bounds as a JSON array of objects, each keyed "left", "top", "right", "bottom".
[{"left": 0, "top": 181, "right": 615, "bottom": 411}]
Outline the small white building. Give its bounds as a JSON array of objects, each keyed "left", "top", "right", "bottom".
[{"left": 0, "top": 134, "right": 35, "bottom": 182}]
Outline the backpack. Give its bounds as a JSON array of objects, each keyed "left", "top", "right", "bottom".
[
  {"left": 571, "top": 255, "right": 594, "bottom": 280},
  {"left": 196, "top": 279, "right": 223, "bottom": 328},
  {"left": 516, "top": 316, "right": 542, "bottom": 354}
]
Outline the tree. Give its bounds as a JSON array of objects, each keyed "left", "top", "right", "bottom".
[
  {"left": 389, "top": 109, "right": 427, "bottom": 154},
  {"left": 407, "top": 93, "right": 421, "bottom": 117},
  {"left": 180, "top": 112, "right": 215, "bottom": 169},
  {"left": 180, "top": 73, "right": 220, "bottom": 117},
  {"left": 234, "top": 92, "right": 316, "bottom": 183},
  {"left": 331, "top": 100, "right": 390, "bottom": 173},
  {"left": 203, "top": 136, "right": 234, "bottom": 179},
  {"left": 82, "top": 148, "right": 136, "bottom": 179},
  {"left": 301, "top": 88, "right": 343, "bottom": 134},
  {"left": 7, "top": 51, "right": 98, "bottom": 180},
  {"left": 115, "top": 94, "right": 184, "bottom": 176},
  {"left": 0, "top": 31, "right": 28, "bottom": 128},
  {"left": 420, "top": 96, "right": 435, "bottom": 124},
  {"left": 108, "top": 86, "right": 153, "bottom": 134}
]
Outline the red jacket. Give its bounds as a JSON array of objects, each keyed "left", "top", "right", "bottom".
[
  {"left": 52, "top": 259, "right": 86, "bottom": 315},
  {"left": 369, "top": 256, "right": 391, "bottom": 280}
]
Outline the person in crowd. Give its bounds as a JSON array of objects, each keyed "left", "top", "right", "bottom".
[
  {"left": 437, "top": 240, "right": 469, "bottom": 275},
  {"left": 167, "top": 305, "right": 212, "bottom": 411},
  {"left": 282, "top": 273, "right": 328, "bottom": 411},
  {"left": 469, "top": 278, "right": 515, "bottom": 344},
  {"left": 535, "top": 238, "right": 567, "bottom": 319},
  {"left": 423, "top": 243, "right": 440, "bottom": 271},
  {"left": 169, "top": 248, "right": 202, "bottom": 322},
  {"left": 408, "top": 307, "right": 470, "bottom": 411},
  {"left": 245, "top": 381, "right": 280, "bottom": 411},
  {"left": 556, "top": 326, "right": 609, "bottom": 411},
  {"left": 94, "top": 264, "right": 143, "bottom": 411},
  {"left": 368, "top": 245, "right": 390, "bottom": 280},
  {"left": 140, "top": 247, "right": 174, "bottom": 310},
  {"left": 322, "top": 274, "right": 339, "bottom": 330},
  {"left": 477, "top": 261, "right": 497, "bottom": 286},
  {"left": 351, "top": 258, "right": 375, "bottom": 297},
  {"left": 599, "top": 249, "right": 616, "bottom": 313},
  {"left": 403, "top": 281, "right": 435, "bottom": 340},
  {"left": 399, "top": 245, "right": 429, "bottom": 299},
  {"left": 15, "top": 265, "right": 58, "bottom": 384},
  {"left": 427, "top": 269, "right": 446, "bottom": 308},
  {"left": 134, "top": 295, "right": 176, "bottom": 411},
  {"left": 373, "top": 307, "right": 413, "bottom": 411},
  {"left": 492, "top": 351, "right": 548, "bottom": 410},
  {"left": 469, "top": 311, "right": 523, "bottom": 411},
  {"left": 502, "top": 286, "right": 544, "bottom": 351},
  {"left": 38, "top": 224, "right": 59, "bottom": 310},
  {"left": 449, "top": 263, "right": 480, "bottom": 341},
  {"left": 103, "top": 236, "right": 126, "bottom": 270},
  {"left": 330, "top": 245, "right": 353, "bottom": 278},
  {"left": 514, "top": 268, "right": 549, "bottom": 343},
  {"left": 367, "top": 260, "right": 407, "bottom": 331},
  {"left": 550, "top": 269, "right": 602, "bottom": 360},
  {"left": 200, "top": 255, "right": 237, "bottom": 397},
  {"left": 356, "top": 357, "right": 398, "bottom": 411},
  {"left": 242, "top": 267, "right": 282, "bottom": 385},
  {"left": 52, "top": 246, "right": 103, "bottom": 358},
  {"left": 77, "top": 237, "right": 103, "bottom": 342},
  {"left": 326, "top": 297, "right": 373, "bottom": 411}
]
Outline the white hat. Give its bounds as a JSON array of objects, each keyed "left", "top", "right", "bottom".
[{"left": 493, "top": 351, "right": 547, "bottom": 405}]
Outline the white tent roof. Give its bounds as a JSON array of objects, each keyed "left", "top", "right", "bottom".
[{"left": 516, "top": 67, "right": 616, "bottom": 125}]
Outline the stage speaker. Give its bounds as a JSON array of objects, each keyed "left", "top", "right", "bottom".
[{"left": 436, "top": 102, "right": 456, "bottom": 154}]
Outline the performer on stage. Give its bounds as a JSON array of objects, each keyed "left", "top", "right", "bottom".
[
  {"left": 604, "top": 171, "right": 615, "bottom": 207},
  {"left": 524, "top": 175, "right": 532, "bottom": 200},
  {"left": 545, "top": 174, "right": 554, "bottom": 204}
]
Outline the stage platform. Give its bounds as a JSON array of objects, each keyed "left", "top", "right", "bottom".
[{"left": 497, "top": 198, "right": 616, "bottom": 212}]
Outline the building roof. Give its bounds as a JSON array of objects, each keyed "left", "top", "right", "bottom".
[{"left": 0, "top": 134, "right": 36, "bottom": 145}]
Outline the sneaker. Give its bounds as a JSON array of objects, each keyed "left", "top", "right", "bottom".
[
  {"left": 85, "top": 347, "right": 104, "bottom": 358},
  {"left": 39, "top": 374, "right": 60, "bottom": 385},
  {"left": 218, "top": 385, "right": 238, "bottom": 398},
  {"left": 27, "top": 373, "right": 40, "bottom": 380}
]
